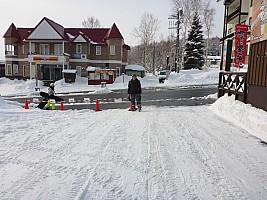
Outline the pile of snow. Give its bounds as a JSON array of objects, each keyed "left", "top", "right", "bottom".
[
  {"left": 0, "top": 68, "right": 219, "bottom": 96},
  {"left": 0, "top": 77, "right": 44, "bottom": 96},
  {"left": 0, "top": 95, "right": 25, "bottom": 112},
  {"left": 211, "top": 95, "right": 267, "bottom": 142},
  {"left": 164, "top": 68, "right": 219, "bottom": 86}
]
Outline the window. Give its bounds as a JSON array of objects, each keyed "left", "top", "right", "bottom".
[
  {"left": 54, "top": 44, "right": 63, "bottom": 55},
  {"left": 5, "top": 44, "right": 15, "bottom": 55},
  {"left": 40, "top": 44, "right": 49, "bottom": 55},
  {"left": 76, "top": 44, "right": 82, "bottom": 54},
  {"left": 6, "top": 64, "right": 12, "bottom": 75},
  {"left": 88, "top": 44, "right": 91, "bottom": 54},
  {"left": 116, "top": 67, "right": 120, "bottom": 77},
  {"left": 228, "top": 28, "right": 233, "bottom": 34},
  {"left": 22, "top": 45, "right": 25, "bottom": 54},
  {"left": 23, "top": 65, "right": 26, "bottom": 77},
  {"left": 251, "top": 0, "right": 253, "bottom": 6},
  {"left": 102, "top": 72, "right": 109, "bottom": 80},
  {"left": 13, "top": 64, "right": 18, "bottom": 75},
  {"left": 31, "top": 43, "right": 35, "bottom": 53},
  {"left": 110, "top": 45, "right": 115, "bottom": 55},
  {"left": 96, "top": 46, "right": 101, "bottom": 55}
]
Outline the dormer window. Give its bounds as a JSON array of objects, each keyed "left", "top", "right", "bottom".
[
  {"left": 96, "top": 46, "right": 101, "bottom": 55},
  {"left": 76, "top": 44, "right": 82, "bottom": 54},
  {"left": 110, "top": 45, "right": 115, "bottom": 55}
]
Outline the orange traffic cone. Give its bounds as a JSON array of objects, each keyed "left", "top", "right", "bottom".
[
  {"left": 60, "top": 100, "right": 64, "bottom": 111},
  {"left": 95, "top": 98, "right": 101, "bottom": 111},
  {"left": 24, "top": 98, "right": 29, "bottom": 109},
  {"left": 129, "top": 102, "right": 133, "bottom": 111}
]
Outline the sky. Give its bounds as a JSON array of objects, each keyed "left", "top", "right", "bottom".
[{"left": 0, "top": 0, "right": 224, "bottom": 60}]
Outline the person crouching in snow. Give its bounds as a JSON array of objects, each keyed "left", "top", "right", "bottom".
[
  {"left": 37, "top": 83, "right": 63, "bottom": 109},
  {"left": 128, "top": 73, "right": 142, "bottom": 111}
]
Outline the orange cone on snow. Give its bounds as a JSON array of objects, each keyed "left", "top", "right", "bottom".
[
  {"left": 60, "top": 100, "right": 65, "bottom": 111},
  {"left": 95, "top": 98, "right": 101, "bottom": 111},
  {"left": 129, "top": 102, "right": 133, "bottom": 111},
  {"left": 24, "top": 98, "right": 29, "bottom": 109}
]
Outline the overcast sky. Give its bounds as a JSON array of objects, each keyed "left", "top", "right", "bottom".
[{"left": 0, "top": 0, "right": 224, "bottom": 60}]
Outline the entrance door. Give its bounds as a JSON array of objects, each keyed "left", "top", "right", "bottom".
[
  {"left": 30, "top": 65, "right": 35, "bottom": 79},
  {"left": 76, "top": 66, "right": 82, "bottom": 76}
]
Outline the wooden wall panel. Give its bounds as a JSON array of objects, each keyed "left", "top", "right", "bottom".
[{"left": 248, "top": 40, "right": 267, "bottom": 87}]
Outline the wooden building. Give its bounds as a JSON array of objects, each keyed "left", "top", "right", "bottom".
[
  {"left": 3, "top": 17, "right": 130, "bottom": 83},
  {"left": 219, "top": 0, "right": 267, "bottom": 112},
  {"left": 247, "top": 0, "right": 267, "bottom": 111}
]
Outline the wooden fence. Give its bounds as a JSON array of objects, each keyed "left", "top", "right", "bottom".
[{"left": 218, "top": 71, "right": 248, "bottom": 103}]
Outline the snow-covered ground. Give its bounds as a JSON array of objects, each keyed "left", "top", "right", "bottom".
[
  {"left": 1, "top": 67, "right": 267, "bottom": 199},
  {"left": 0, "top": 94, "right": 267, "bottom": 199},
  {"left": 0, "top": 67, "right": 219, "bottom": 96}
]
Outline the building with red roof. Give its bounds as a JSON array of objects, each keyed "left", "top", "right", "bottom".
[{"left": 3, "top": 17, "right": 130, "bottom": 83}]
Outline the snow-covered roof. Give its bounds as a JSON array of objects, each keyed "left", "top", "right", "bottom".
[
  {"left": 62, "top": 69, "right": 77, "bottom": 73},
  {"left": 207, "top": 56, "right": 221, "bottom": 60},
  {"left": 86, "top": 66, "right": 97, "bottom": 71},
  {"left": 125, "top": 65, "right": 145, "bottom": 71}
]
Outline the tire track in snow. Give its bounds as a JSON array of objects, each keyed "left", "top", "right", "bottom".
[
  {"left": 75, "top": 109, "right": 143, "bottom": 200},
  {"left": 1, "top": 110, "right": 114, "bottom": 199},
  {"left": 146, "top": 111, "right": 201, "bottom": 200}
]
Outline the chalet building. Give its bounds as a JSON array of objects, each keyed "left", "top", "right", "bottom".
[
  {"left": 220, "top": 0, "right": 253, "bottom": 70},
  {"left": 3, "top": 17, "right": 130, "bottom": 82}
]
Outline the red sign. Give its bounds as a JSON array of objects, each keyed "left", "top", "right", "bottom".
[{"left": 234, "top": 24, "right": 248, "bottom": 68}]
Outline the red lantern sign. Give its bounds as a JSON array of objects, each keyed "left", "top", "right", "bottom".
[{"left": 234, "top": 24, "right": 248, "bottom": 68}]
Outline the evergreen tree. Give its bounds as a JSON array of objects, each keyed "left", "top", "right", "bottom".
[{"left": 184, "top": 12, "right": 205, "bottom": 70}]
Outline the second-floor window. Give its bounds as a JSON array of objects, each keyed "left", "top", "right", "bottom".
[
  {"left": 96, "top": 46, "right": 101, "bottom": 55},
  {"left": 76, "top": 44, "right": 82, "bottom": 54},
  {"left": 110, "top": 45, "right": 115, "bottom": 55},
  {"left": 54, "top": 44, "right": 63, "bottom": 55},
  {"left": 251, "top": 0, "right": 253, "bottom": 7},
  {"left": 228, "top": 28, "right": 233, "bottom": 34},
  {"left": 40, "top": 44, "right": 49, "bottom": 55},
  {"left": 5, "top": 44, "right": 15, "bottom": 55}
]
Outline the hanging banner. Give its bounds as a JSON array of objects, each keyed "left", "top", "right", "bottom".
[
  {"left": 234, "top": 24, "right": 248, "bottom": 68},
  {"left": 251, "top": 0, "right": 267, "bottom": 44}
]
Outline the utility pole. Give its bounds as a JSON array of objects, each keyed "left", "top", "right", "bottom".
[
  {"left": 152, "top": 41, "right": 156, "bottom": 75},
  {"left": 168, "top": 8, "right": 183, "bottom": 73}
]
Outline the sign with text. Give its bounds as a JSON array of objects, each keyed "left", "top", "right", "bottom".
[
  {"left": 235, "top": 24, "right": 248, "bottom": 68},
  {"left": 251, "top": 0, "right": 267, "bottom": 44}
]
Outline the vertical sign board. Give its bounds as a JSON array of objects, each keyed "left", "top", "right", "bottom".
[
  {"left": 234, "top": 24, "right": 248, "bottom": 68},
  {"left": 251, "top": 0, "right": 267, "bottom": 44}
]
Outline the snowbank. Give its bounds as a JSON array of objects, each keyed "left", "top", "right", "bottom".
[
  {"left": 0, "top": 77, "right": 44, "bottom": 96},
  {"left": 211, "top": 95, "right": 267, "bottom": 142},
  {"left": 0, "top": 68, "right": 220, "bottom": 96},
  {"left": 164, "top": 68, "right": 219, "bottom": 86}
]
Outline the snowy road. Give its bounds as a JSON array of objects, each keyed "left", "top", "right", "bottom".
[{"left": 0, "top": 106, "right": 267, "bottom": 199}]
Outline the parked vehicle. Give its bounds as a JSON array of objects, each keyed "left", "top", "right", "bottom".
[{"left": 157, "top": 70, "right": 169, "bottom": 83}]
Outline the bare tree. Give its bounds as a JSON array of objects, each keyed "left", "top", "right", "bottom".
[
  {"left": 82, "top": 16, "right": 101, "bottom": 28},
  {"left": 203, "top": 0, "right": 216, "bottom": 65},
  {"left": 133, "top": 12, "right": 160, "bottom": 72}
]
